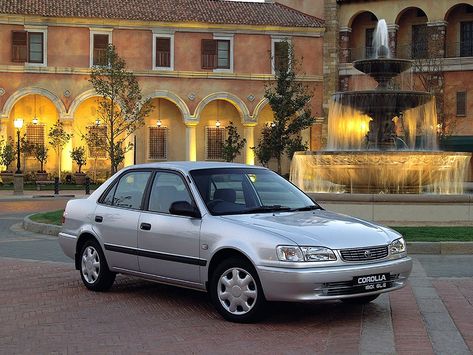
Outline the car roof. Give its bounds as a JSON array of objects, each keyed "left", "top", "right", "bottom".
[{"left": 122, "top": 161, "right": 268, "bottom": 174}]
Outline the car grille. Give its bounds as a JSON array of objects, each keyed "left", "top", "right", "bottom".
[
  {"left": 322, "top": 275, "right": 399, "bottom": 296},
  {"left": 340, "top": 245, "right": 388, "bottom": 262}
]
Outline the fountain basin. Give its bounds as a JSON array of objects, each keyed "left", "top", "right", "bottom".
[
  {"left": 353, "top": 58, "right": 413, "bottom": 85},
  {"left": 333, "top": 91, "right": 432, "bottom": 117},
  {"left": 290, "top": 151, "right": 471, "bottom": 194}
]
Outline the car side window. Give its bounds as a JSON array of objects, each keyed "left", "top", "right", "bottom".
[
  {"left": 108, "top": 171, "right": 152, "bottom": 209},
  {"left": 148, "top": 172, "right": 193, "bottom": 214}
]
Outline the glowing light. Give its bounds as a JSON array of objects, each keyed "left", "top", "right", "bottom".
[
  {"left": 156, "top": 119, "right": 162, "bottom": 127},
  {"left": 215, "top": 120, "right": 221, "bottom": 128},
  {"left": 32, "top": 117, "right": 39, "bottom": 125},
  {"left": 14, "top": 118, "right": 23, "bottom": 129},
  {"left": 95, "top": 118, "right": 101, "bottom": 126}
]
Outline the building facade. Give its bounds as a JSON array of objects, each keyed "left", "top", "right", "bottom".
[
  {"left": 0, "top": 0, "right": 324, "bottom": 178},
  {"left": 322, "top": 0, "right": 473, "bottom": 155}
]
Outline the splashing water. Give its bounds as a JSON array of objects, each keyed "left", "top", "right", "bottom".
[{"left": 373, "top": 19, "right": 390, "bottom": 58}]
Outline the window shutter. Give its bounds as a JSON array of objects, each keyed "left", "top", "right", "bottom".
[
  {"left": 457, "top": 91, "right": 467, "bottom": 116},
  {"left": 156, "top": 37, "right": 171, "bottom": 67},
  {"left": 202, "top": 39, "right": 217, "bottom": 69},
  {"left": 12, "top": 31, "right": 27, "bottom": 63},
  {"left": 93, "top": 34, "right": 109, "bottom": 66},
  {"left": 274, "top": 41, "right": 289, "bottom": 73}
]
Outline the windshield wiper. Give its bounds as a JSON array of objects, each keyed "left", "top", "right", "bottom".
[
  {"left": 240, "top": 205, "right": 292, "bottom": 214},
  {"left": 289, "top": 205, "right": 323, "bottom": 212}
]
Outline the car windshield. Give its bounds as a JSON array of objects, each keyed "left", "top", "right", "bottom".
[{"left": 190, "top": 168, "right": 321, "bottom": 216}]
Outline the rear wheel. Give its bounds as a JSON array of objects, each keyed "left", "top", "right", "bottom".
[
  {"left": 80, "top": 240, "right": 116, "bottom": 291},
  {"left": 341, "top": 294, "right": 379, "bottom": 304},
  {"left": 210, "top": 258, "right": 266, "bottom": 323}
]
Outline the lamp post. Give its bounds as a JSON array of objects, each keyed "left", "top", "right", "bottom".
[{"left": 13, "top": 118, "right": 23, "bottom": 174}]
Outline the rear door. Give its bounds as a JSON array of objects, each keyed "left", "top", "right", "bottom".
[
  {"left": 94, "top": 170, "right": 152, "bottom": 271},
  {"left": 138, "top": 170, "right": 203, "bottom": 284}
]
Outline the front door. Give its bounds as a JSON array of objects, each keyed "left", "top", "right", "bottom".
[
  {"left": 94, "top": 170, "right": 152, "bottom": 271},
  {"left": 138, "top": 171, "right": 202, "bottom": 284}
]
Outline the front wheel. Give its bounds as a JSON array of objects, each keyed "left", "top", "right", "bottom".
[
  {"left": 80, "top": 240, "right": 116, "bottom": 292},
  {"left": 210, "top": 258, "right": 266, "bottom": 323},
  {"left": 341, "top": 294, "right": 379, "bottom": 304}
]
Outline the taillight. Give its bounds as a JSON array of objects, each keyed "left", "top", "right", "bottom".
[{"left": 62, "top": 212, "right": 66, "bottom": 224}]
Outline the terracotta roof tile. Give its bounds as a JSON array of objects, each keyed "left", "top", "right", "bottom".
[{"left": 0, "top": 0, "right": 324, "bottom": 28}]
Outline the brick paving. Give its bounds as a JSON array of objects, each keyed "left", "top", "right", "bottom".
[
  {"left": 434, "top": 279, "right": 473, "bottom": 352},
  {"left": 0, "top": 257, "right": 472, "bottom": 354}
]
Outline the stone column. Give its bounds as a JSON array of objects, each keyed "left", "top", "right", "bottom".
[
  {"left": 387, "top": 24, "right": 399, "bottom": 57},
  {"left": 124, "top": 133, "right": 135, "bottom": 167},
  {"left": 323, "top": 0, "right": 340, "bottom": 150},
  {"left": 310, "top": 117, "right": 326, "bottom": 151},
  {"left": 60, "top": 121, "right": 73, "bottom": 173},
  {"left": 427, "top": 21, "right": 447, "bottom": 58},
  {"left": 243, "top": 124, "right": 256, "bottom": 165},
  {"left": 185, "top": 123, "right": 197, "bottom": 161},
  {"left": 339, "top": 27, "right": 352, "bottom": 63}
]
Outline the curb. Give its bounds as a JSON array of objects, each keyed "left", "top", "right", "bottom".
[
  {"left": 21, "top": 215, "right": 473, "bottom": 255},
  {"left": 407, "top": 241, "right": 473, "bottom": 255},
  {"left": 23, "top": 214, "right": 62, "bottom": 236}
]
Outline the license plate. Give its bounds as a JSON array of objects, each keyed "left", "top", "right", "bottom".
[{"left": 353, "top": 273, "right": 390, "bottom": 291}]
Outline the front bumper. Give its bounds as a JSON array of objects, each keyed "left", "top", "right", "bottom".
[{"left": 257, "top": 256, "right": 412, "bottom": 302}]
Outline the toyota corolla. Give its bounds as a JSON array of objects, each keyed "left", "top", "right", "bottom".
[{"left": 59, "top": 162, "right": 412, "bottom": 322}]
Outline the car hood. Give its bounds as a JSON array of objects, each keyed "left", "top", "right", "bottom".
[{"left": 221, "top": 210, "right": 397, "bottom": 249}]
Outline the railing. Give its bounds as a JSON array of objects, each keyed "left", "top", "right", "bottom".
[{"left": 343, "top": 41, "right": 473, "bottom": 63}]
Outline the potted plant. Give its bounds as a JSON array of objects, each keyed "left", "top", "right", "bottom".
[
  {"left": 0, "top": 137, "right": 15, "bottom": 183},
  {"left": 33, "top": 144, "right": 49, "bottom": 181},
  {"left": 70, "top": 146, "right": 87, "bottom": 185}
]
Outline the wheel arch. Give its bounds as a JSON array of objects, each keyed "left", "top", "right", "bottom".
[
  {"left": 75, "top": 232, "right": 101, "bottom": 270},
  {"left": 206, "top": 248, "right": 256, "bottom": 290}
]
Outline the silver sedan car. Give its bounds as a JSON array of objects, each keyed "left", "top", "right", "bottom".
[{"left": 59, "top": 162, "right": 412, "bottom": 322}]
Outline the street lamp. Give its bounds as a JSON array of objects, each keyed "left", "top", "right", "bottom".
[{"left": 13, "top": 118, "right": 23, "bottom": 174}]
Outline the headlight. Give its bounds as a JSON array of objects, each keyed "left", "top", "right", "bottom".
[
  {"left": 277, "top": 246, "right": 336, "bottom": 262},
  {"left": 301, "top": 247, "right": 337, "bottom": 261},
  {"left": 389, "top": 237, "right": 406, "bottom": 254},
  {"left": 276, "top": 246, "right": 304, "bottom": 261}
]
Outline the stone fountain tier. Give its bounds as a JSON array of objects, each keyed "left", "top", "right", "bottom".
[
  {"left": 333, "top": 90, "right": 432, "bottom": 118},
  {"left": 353, "top": 58, "right": 413, "bottom": 87},
  {"left": 290, "top": 151, "right": 472, "bottom": 194}
]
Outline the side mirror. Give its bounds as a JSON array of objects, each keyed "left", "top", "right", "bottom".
[{"left": 169, "top": 201, "right": 201, "bottom": 218}]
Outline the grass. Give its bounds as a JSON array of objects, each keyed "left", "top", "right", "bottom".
[
  {"left": 29, "top": 209, "right": 64, "bottom": 226},
  {"left": 391, "top": 226, "right": 473, "bottom": 242}
]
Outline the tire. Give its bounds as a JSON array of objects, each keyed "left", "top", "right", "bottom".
[
  {"left": 79, "top": 239, "right": 116, "bottom": 292},
  {"left": 210, "top": 258, "right": 266, "bottom": 323},
  {"left": 341, "top": 294, "right": 379, "bottom": 304}
]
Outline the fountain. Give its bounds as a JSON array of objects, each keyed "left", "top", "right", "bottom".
[{"left": 291, "top": 20, "right": 471, "bottom": 194}]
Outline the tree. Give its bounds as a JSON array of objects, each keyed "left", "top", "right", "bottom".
[
  {"left": 70, "top": 146, "right": 87, "bottom": 173},
  {"left": 410, "top": 33, "right": 454, "bottom": 139},
  {"left": 0, "top": 137, "right": 15, "bottom": 171},
  {"left": 89, "top": 44, "right": 152, "bottom": 174},
  {"left": 255, "top": 41, "right": 315, "bottom": 173},
  {"left": 33, "top": 144, "right": 48, "bottom": 173},
  {"left": 252, "top": 124, "right": 272, "bottom": 167},
  {"left": 48, "top": 120, "right": 72, "bottom": 178},
  {"left": 221, "top": 122, "right": 246, "bottom": 162},
  {"left": 82, "top": 126, "right": 107, "bottom": 182}
]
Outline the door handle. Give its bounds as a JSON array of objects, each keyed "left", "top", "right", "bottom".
[
  {"left": 140, "top": 223, "right": 151, "bottom": 231},
  {"left": 95, "top": 216, "right": 103, "bottom": 223}
]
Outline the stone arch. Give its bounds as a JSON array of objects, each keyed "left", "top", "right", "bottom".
[
  {"left": 141, "top": 90, "right": 191, "bottom": 122},
  {"left": 395, "top": 7, "right": 429, "bottom": 24},
  {"left": 347, "top": 10, "right": 379, "bottom": 29},
  {"left": 1, "top": 87, "right": 67, "bottom": 120},
  {"left": 252, "top": 98, "right": 269, "bottom": 121},
  {"left": 194, "top": 92, "right": 251, "bottom": 124},
  {"left": 67, "top": 89, "right": 99, "bottom": 119},
  {"left": 444, "top": 3, "right": 473, "bottom": 20}
]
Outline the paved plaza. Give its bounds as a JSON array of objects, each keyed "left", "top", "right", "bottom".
[{"left": 0, "top": 198, "right": 472, "bottom": 354}]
